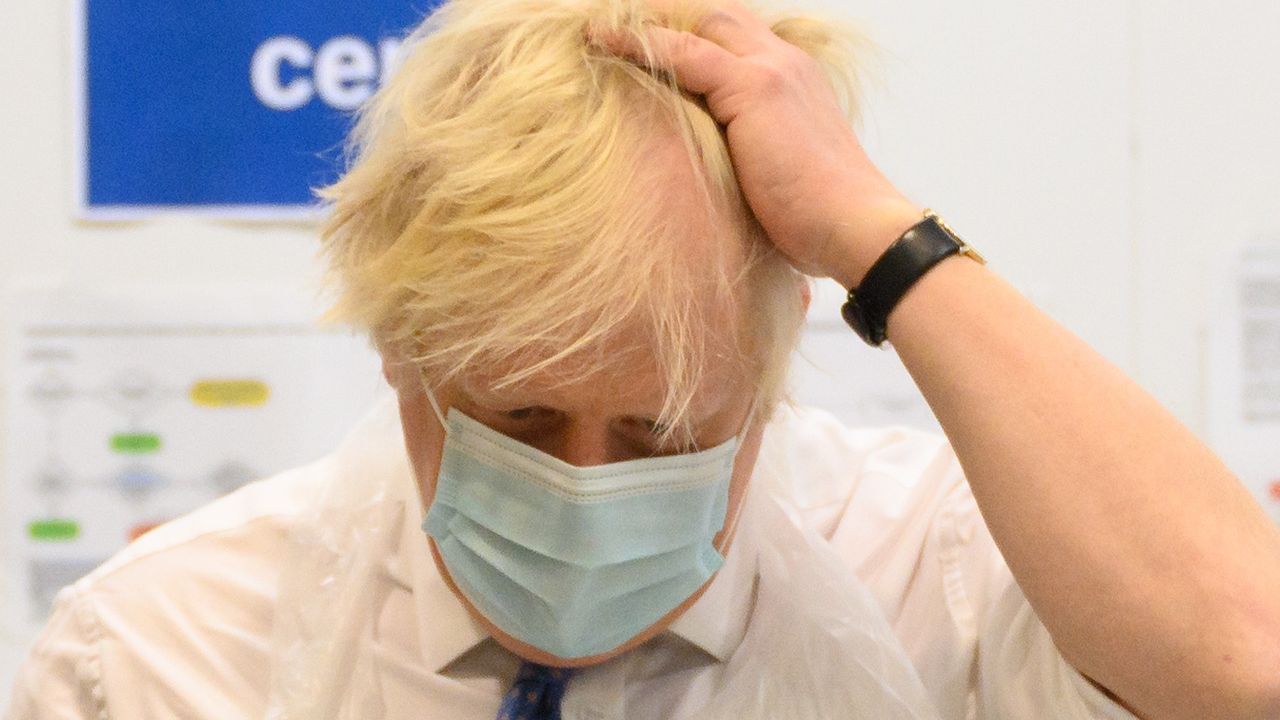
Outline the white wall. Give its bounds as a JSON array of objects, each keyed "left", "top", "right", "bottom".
[
  {"left": 3, "top": 0, "right": 1279, "bottom": 701},
  {"left": 796, "top": 0, "right": 1136, "bottom": 426},
  {"left": 1132, "top": 1, "right": 1280, "bottom": 426}
]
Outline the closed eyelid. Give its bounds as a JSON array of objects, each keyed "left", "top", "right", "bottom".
[
  {"left": 505, "top": 406, "right": 557, "bottom": 419},
  {"left": 637, "top": 417, "right": 673, "bottom": 434},
  {"left": 618, "top": 417, "right": 705, "bottom": 454}
]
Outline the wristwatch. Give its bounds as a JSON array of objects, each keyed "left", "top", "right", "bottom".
[{"left": 840, "top": 209, "right": 985, "bottom": 347}]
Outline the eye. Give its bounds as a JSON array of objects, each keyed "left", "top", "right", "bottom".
[
  {"left": 481, "top": 405, "right": 559, "bottom": 440},
  {"left": 505, "top": 406, "right": 554, "bottom": 421},
  {"left": 640, "top": 417, "right": 673, "bottom": 436}
]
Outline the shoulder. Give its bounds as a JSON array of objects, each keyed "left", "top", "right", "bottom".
[
  {"left": 756, "top": 404, "right": 1008, "bottom": 709},
  {"left": 6, "top": 405, "right": 387, "bottom": 720},
  {"left": 757, "top": 403, "right": 963, "bottom": 538},
  {"left": 30, "top": 462, "right": 333, "bottom": 719},
  {"left": 759, "top": 401, "right": 1000, "bottom": 593},
  {"left": 87, "top": 459, "right": 328, "bottom": 587},
  {"left": 7, "top": 397, "right": 410, "bottom": 719}
]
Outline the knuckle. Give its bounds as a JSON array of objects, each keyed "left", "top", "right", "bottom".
[
  {"left": 671, "top": 31, "right": 700, "bottom": 61},
  {"left": 696, "top": 8, "right": 734, "bottom": 33},
  {"left": 752, "top": 60, "right": 790, "bottom": 95}
]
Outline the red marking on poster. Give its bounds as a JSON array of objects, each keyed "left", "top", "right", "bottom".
[{"left": 128, "top": 522, "right": 165, "bottom": 543}]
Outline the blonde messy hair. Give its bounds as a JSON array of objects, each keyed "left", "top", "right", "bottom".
[{"left": 320, "top": 0, "right": 866, "bottom": 439}]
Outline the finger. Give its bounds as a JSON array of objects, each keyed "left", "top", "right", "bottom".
[
  {"left": 693, "top": 0, "right": 777, "bottom": 56},
  {"left": 589, "top": 24, "right": 739, "bottom": 99}
]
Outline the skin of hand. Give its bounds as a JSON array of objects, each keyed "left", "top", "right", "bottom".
[
  {"left": 593, "top": 3, "right": 1280, "bottom": 719},
  {"left": 591, "top": 1, "right": 921, "bottom": 285}
]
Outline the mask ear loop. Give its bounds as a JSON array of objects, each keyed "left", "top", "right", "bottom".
[
  {"left": 718, "top": 393, "right": 761, "bottom": 551},
  {"left": 424, "top": 386, "right": 449, "bottom": 433},
  {"left": 735, "top": 395, "right": 760, "bottom": 445}
]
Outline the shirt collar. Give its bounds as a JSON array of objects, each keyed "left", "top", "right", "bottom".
[
  {"left": 384, "top": 401, "right": 761, "bottom": 672},
  {"left": 665, "top": 482, "right": 759, "bottom": 662}
]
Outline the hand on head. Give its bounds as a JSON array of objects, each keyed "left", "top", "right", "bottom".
[{"left": 589, "top": 0, "right": 921, "bottom": 287}]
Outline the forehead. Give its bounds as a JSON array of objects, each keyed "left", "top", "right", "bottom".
[
  {"left": 636, "top": 129, "right": 740, "bottom": 251},
  {"left": 441, "top": 124, "right": 760, "bottom": 422},
  {"left": 452, "top": 317, "right": 751, "bottom": 418}
]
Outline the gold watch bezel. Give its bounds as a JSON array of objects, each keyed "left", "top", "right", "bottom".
[{"left": 923, "top": 208, "right": 986, "bottom": 265}]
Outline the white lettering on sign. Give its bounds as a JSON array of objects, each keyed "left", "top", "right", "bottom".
[
  {"left": 314, "top": 36, "right": 377, "bottom": 110},
  {"left": 250, "top": 35, "right": 405, "bottom": 112},
  {"left": 250, "top": 37, "right": 314, "bottom": 111}
]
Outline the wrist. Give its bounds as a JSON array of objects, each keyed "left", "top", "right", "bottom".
[
  {"left": 839, "top": 208, "right": 986, "bottom": 347},
  {"left": 826, "top": 200, "right": 924, "bottom": 289}
]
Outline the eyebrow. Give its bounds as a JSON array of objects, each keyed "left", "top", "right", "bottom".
[{"left": 456, "top": 383, "right": 544, "bottom": 409}]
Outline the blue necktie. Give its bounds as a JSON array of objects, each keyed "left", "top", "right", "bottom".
[{"left": 496, "top": 661, "right": 572, "bottom": 720}]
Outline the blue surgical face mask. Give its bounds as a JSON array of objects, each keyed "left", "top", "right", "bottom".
[{"left": 420, "top": 392, "right": 747, "bottom": 659}]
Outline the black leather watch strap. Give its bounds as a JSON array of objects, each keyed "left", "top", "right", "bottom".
[{"left": 841, "top": 212, "right": 983, "bottom": 347}]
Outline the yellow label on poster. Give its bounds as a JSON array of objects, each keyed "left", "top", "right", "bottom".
[{"left": 189, "top": 380, "right": 270, "bottom": 408}]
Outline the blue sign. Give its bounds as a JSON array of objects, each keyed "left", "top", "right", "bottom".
[{"left": 79, "top": 1, "right": 438, "bottom": 217}]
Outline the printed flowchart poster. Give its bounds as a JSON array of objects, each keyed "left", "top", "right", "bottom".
[
  {"left": 2, "top": 286, "right": 386, "bottom": 629},
  {"left": 1208, "top": 244, "right": 1280, "bottom": 524}
]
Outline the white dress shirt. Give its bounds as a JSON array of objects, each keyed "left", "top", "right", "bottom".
[{"left": 6, "top": 398, "right": 1137, "bottom": 719}]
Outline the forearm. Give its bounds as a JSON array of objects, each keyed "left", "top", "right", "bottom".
[
  {"left": 840, "top": 219, "right": 1280, "bottom": 718},
  {"left": 601, "top": 5, "right": 1280, "bottom": 709}
]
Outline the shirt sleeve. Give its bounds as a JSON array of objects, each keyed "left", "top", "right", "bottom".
[
  {"left": 940, "top": 481, "right": 1139, "bottom": 720},
  {"left": 4, "top": 586, "right": 105, "bottom": 720}
]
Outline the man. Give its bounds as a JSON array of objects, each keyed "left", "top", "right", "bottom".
[{"left": 9, "top": 0, "right": 1280, "bottom": 717}]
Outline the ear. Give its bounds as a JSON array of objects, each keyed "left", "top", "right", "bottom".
[
  {"left": 381, "top": 354, "right": 397, "bottom": 387},
  {"left": 379, "top": 342, "right": 413, "bottom": 391}
]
